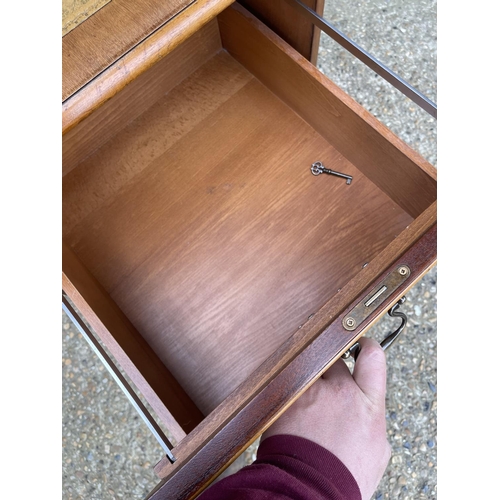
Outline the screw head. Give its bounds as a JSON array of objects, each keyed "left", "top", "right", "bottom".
[
  {"left": 398, "top": 266, "right": 409, "bottom": 276},
  {"left": 345, "top": 317, "right": 356, "bottom": 329}
]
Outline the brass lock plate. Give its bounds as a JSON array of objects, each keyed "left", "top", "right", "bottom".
[{"left": 342, "top": 265, "right": 411, "bottom": 331}]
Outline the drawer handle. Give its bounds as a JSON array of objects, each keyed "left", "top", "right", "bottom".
[{"left": 342, "top": 297, "right": 407, "bottom": 360}]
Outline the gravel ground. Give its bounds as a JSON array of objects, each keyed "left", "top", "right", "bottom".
[{"left": 62, "top": 1, "right": 437, "bottom": 498}]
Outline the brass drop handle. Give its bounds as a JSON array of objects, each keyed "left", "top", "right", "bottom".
[{"left": 342, "top": 296, "right": 408, "bottom": 360}]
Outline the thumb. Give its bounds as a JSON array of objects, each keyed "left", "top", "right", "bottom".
[{"left": 352, "top": 337, "right": 387, "bottom": 406}]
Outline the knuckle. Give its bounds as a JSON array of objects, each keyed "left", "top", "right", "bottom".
[
  {"left": 362, "top": 341, "right": 385, "bottom": 361},
  {"left": 359, "top": 344, "right": 387, "bottom": 374}
]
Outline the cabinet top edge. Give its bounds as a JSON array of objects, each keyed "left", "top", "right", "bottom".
[{"left": 62, "top": 0, "right": 235, "bottom": 134}]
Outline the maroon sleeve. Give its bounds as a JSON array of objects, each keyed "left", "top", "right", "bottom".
[{"left": 197, "top": 434, "right": 361, "bottom": 500}]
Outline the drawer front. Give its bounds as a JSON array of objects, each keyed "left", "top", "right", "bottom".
[{"left": 150, "top": 219, "right": 436, "bottom": 499}]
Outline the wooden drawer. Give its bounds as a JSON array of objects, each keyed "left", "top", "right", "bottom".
[{"left": 62, "top": 2, "right": 437, "bottom": 498}]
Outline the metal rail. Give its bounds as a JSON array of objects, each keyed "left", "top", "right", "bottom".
[
  {"left": 62, "top": 295, "right": 176, "bottom": 463},
  {"left": 285, "top": 0, "right": 437, "bottom": 119}
]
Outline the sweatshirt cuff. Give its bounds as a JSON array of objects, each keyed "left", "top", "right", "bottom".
[{"left": 257, "top": 434, "right": 361, "bottom": 500}]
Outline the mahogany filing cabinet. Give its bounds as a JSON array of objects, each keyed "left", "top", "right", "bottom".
[{"left": 62, "top": 0, "right": 437, "bottom": 498}]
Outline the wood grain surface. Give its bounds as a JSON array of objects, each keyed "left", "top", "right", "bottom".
[
  {"left": 239, "top": 0, "right": 324, "bottom": 64},
  {"left": 63, "top": 49, "right": 413, "bottom": 416},
  {"left": 151, "top": 223, "right": 437, "bottom": 498},
  {"left": 62, "top": 20, "right": 222, "bottom": 176},
  {"left": 62, "top": 0, "right": 195, "bottom": 100},
  {"left": 62, "top": 0, "right": 235, "bottom": 134},
  {"left": 62, "top": 0, "right": 111, "bottom": 36},
  {"left": 218, "top": 4, "right": 437, "bottom": 218},
  {"left": 62, "top": 243, "right": 204, "bottom": 440},
  {"left": 152, "top": 200, "right": 435, "bottom": 479}
]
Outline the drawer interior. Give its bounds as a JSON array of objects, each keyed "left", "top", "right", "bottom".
[{"left": 62, "top": 6, "right": 436, "bottom": 429}]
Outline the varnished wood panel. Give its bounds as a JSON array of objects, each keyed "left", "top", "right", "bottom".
[
  {"left": 218, "top": 4, "right": 437, "bottom": 218},
  {"left": 63, "top": 51, "right": 413, "bottom": 416},
  {"left": 62, "top": 0, "right": 195, "bottom": 100},
  {"left": 153, "top": 200, "right": 436, "bottom": 479},
  {"left": 62, "top": 20, "right": 221, "bottom": 176},
  {"left": 239, "top": 0, "right": 324, "bottom": 64},
  {"left": 62, "top": 0, "right": 235, "bottom": 134},
  {"left": 152, "top": 223, "right": 437, "bottom": 498},
  {"left": 62, "top": 243, "right": 204, "bottom": 439},
  {"left": 310, "top": 0, "right": 325, "bottom": 66},
  {"left": 63, "top": 51, "right": 252, "bottom": 233}
]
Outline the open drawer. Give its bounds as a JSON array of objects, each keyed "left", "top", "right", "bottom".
[{"left": 62, "top": 3, "right": 437, "bottom": 499}]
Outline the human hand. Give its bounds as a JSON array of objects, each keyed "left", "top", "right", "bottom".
[{"left": 261, "top": 337, "right": 391, "bottom": 500}]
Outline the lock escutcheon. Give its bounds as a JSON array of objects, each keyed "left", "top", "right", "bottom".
[
  {"left": 342, "top": 265, "right": 410, "bottom": 331},
  {"left": 342, "top": 296, "right": 408, "bottom": 360}
]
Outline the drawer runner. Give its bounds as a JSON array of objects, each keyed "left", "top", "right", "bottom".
[
  {"left": 62, "top": 295, "right": 176, "bottom": 464},
  {"left": 284, "top": 0, "right": 437, "bottom": 118}
]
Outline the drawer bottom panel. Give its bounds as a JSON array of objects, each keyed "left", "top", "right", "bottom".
[{"left": 63, "top": 48, "right": 413, "bottom": 417}]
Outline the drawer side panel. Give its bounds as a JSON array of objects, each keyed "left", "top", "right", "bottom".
[
  {"left": 218, "top": 4, "right": 437, "bottom": 219},
  {"left": 62, "top": 242, "right": 204, "bottom": 438}
]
